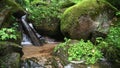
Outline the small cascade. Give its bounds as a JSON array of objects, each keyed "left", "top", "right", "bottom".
[
  {"left": 21, "top": 23, "right": 43, "bottom": 45},
  {"left": 21, "top": 33, "right": 32, "bottom": 45},
  {"left": 21, "top": 14, "right": 42, "bottom": 46}
]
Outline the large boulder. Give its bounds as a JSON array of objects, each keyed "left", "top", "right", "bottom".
[
  {"left": 0, "top": 42, "right": 23, "bottom": 56},
  {"left": 61, "top": 0, "right": 116, "bottom": 40},
  {"left": 33, "top": 17, "right": 63, "bottom": 39},
  {"left": 28, "top": 1, "right": 64, "bottom": 40},
  {"left": 0, "top": 53, "right": 21, "bottom": 68},
  {"left": 0, "top": 42, "right": 23, "bottom": 68}
]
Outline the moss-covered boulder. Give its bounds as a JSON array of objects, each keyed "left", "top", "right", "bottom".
[
  {"left": 0, "top": 53, "right": 20, "bottom": 68},
  {"left": 29, "top": 1, "right": 64, "bottom": 40},
  {"left": 60, "top": 0, "right": 75, "bottom": 8},
  {"left": 33, "top": 17, "right": 64, "bottom": 39},
  {"left": 0, "top": 41, "right": 23, "bottom": 56},
  {"left": 61, "top": 0, "right": 116, "bottom": 40},
  {"left": 0, "top": 42, "right": 23, "bottom": 68}
]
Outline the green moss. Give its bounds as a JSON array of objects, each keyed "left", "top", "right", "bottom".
[
  {"left": 60, "top": 0, "right": 75, "bottom": 8},
  {"left": 61, "top": 0, "right": 101, "bottom": 30},
  {"left": 4, "top": 0, "right": 24, "bottom": 12},
  {"left": 0, "top": 41, "right": 22, "bottom": 55},
  {"left": 61, "top": 0, "right": 117, "bottom": 34},
  {"left": 31, "top": 0, "right": 48, "bottom": 6}
]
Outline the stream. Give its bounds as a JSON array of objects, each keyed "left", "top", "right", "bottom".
[
  {"left": 20, "top": 14, "right": 59, "bottom": 68},
  {"left": 20, "top": 15, "right": 120, "bottom": 68}
]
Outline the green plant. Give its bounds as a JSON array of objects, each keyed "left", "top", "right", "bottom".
[
  {"left": 54, "top": 38, "right": 103, "bottom": 64},
  {"left": 104, "top": 26, "right": 120, "bottom": 62},
  {"left": 95, "top": 26, "right": 120, "bottom": 62},
  {"left": 54, "top": 38, "right": 71, "bottom": 52},
  {"left": 96, "top": 37, "right": 108, "bottom": 49},
  {"left": 116, "top": 11, "right": 120, "bottom": 16},
  {"left": 28, "top": 0, "right": 61, "bottom": 25},
  {"left": 106, "top": 27, "right": 120, "bottom": 48},
  {"left": 0, "top": 28, "right": 18, "bottom": 41},
  {"left": 68, "top": 39, "right": 102, "bottom": 64},
  {"left": 70, "top": 0, "right": 83, "bottom": 3}
]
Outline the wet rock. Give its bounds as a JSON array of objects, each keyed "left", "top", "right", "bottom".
[
  {"left": 61, "top": 0, "right": 116, "bottom": 40},
  {"left": 64, "top": 62, "right": 112, "bottom": 68},
  {"left": 21, "top": 56, "right": 63, "bottom": 68}
]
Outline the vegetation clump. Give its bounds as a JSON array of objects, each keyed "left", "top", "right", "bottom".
[
  {"left": 54, "top": 38, "right": 103, "bottom": 64},
  {"left": 97, "top": 24, "right": 120, "bottom": 62},
  {"left": 0, "top": 28, "right": 18, "bottom": 41}
]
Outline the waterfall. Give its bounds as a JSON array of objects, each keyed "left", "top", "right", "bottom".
[
  {"left": 20, "top": 14, "right": 57, "bottom": 46},
  {"left": 21, "top": 33, "right": 32, "bottom": 45},
  {"left": 20, "top": 14, "right": 42, "bottom": 46}
]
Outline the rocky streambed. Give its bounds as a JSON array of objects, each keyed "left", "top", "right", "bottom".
[{"left": 21, "top": 43, "right": 64, "bottom": 68}]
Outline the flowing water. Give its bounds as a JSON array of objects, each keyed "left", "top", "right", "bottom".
[
  {"left": 21, "top": 33, "right": 32, "bottom": 45},
  {"left": 20, "top": 14, "right": 60, "bottom": 68},
  {"left": 21, "top": 15, "right": 42, "bottom": 46}
]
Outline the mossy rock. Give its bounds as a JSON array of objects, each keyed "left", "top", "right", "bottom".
[
  {"left": 0, "top": 52, "right": 20, "bottom": 68},
  {"left": 0, "top": 41, "right": 23, "bottom": 56},
  {"left": 60, "top": 0, "right": 75, "bottom": 8},
  {"left": 4, "top": 0, "right": 24, "bottom": 13},
  {"left": 33, "top": 17, "right": 63, "bottom": 39},
  {"left": 0, "top": 41, "right": 22, "bottom": 68},
  {"left": 61, "top": 0, "right": 116, "bottom": 40}
]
